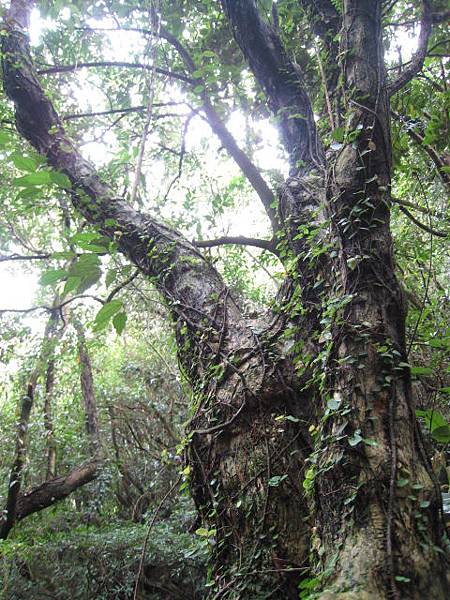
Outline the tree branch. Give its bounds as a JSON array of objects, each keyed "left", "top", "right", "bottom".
[
  {"left": 63, "top": 102, "right": 185, "bottom": 121},
  {"left": 194, "top": 235, "right": 277, "bottom": 254},
  {"left": 73, "top": 24, "right": 278, "bottom": 230},
  {"left": 220, "top": 0, "right": 323, "bottom": 172},
  {"left": 392, "top": 197, "right": 448, "bottom": 219},
  {"left": 0, "top": 294, "right": 104, "bottom": 316},
  {"left": 397, "top": 205, "right": 447, "bottom": 238},
  {"left": 38, "top": 61, "right": 194, "bottom": 84},
  {"left": 15, "top": 458, "right": 102, "bottom": 523},
  {"left": 158, "top": 25, "right": 278, "bottom": 230},
  {"left": 391, "top": 109, "right": 450, "bottom": 187},
  {"left": 0, "top": 252, "right": 51, "bottom": 262},
  {"left": 388, "top": 1, "right": 432, "bottom": 96},
  {"left": 1, "top": 2, "right": 251, "bottom": 380}
]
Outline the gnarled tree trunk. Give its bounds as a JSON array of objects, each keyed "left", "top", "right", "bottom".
[{"left": 1, "top": 0, "right": 448, "bottom": 597}]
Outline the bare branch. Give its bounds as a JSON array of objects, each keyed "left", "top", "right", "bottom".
[
  {"left": 397, "top": 205, "right": 448, "bottom": 238},
  {"left": 38, "top": 61, "right": 194, "bottom": 84},
  {"left": 392, "top": 197, "right": 449, "bottom": 220},
  {"left": 0, "top": 252, "right": 51, "bottom": 262},
  {"left": 159, "top": 25, "right": 278, "bottom": 230},
  {"left": 106, "top": 270, "right": 140, "bottom": 303},
  {"left": 388, "top": 1, "right": 432, "bottom": 96},
  {"left": 0, "top": 294, "right": 104, "bottom": 316},
  {"left": 15, "top": 459, "right": 101, "bottom": 523},
  {"left": 63, "top": 102, "right": 186, "bottom": 121},
  {"left": 220, "top": 0, "right": 323, "bottom": 172},
  {"left": 194, "top": 235, "right": 277, "bottom": 254}
]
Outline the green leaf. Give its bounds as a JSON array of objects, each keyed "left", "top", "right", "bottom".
[
  {"left": 0, "top": 130, "right": 15, "bottom": 146},
  {"left": 431, "top": 425, "right": 450, "bottom": 444},
  {"left": 331, "top": 127, "right": 345, "bottom": 142},
  {"left": 40, "top": 269, "right": 67, "bottom": 285},
  {"left": 268, "top": 475, "right": 288, "bottom": 487},
  {"left": 49, "top": 171, "right": 72, "bottom": 189},
  {"left": 71, "top": 232, "right": 102, "bottom": 243},
  {"left": 112, "top": 312, "right": 127, "bottom": 335},
  {"left": 348, "top": 431, "right": 362, "bottom": 447},
  {"left": 416, "top": 409, "right": 448, "bottom": 440},
  {"left": 195, "top": 527, "right": 216, "bottom": 537},
  {"left": 94, "top": 299, "right": 123, "bottom": 331},
  {"left": 13, "top": 171, "right": 52, "bottom": 187},
  {"left": 410, "top": 366, "right": 433, "bottom": 376},
  {"left": 396, "top": 478, "right": 409, "bottom": 488},
  {"left": 10, "top": 153, "right": 38, "bottom": 172},
  {"left": 327, "top": 397, "right": 341, "bottom": 411},
  {"left": 64, "top": 276, "right": 81, "bottom": 295},
  {"left": 66, "top": 254, "right": 102, "bottom": 293},
  {"left": 76, "top": 240, "right": 107, "bottom": 253},
  {"left": 105, "top": 269, "right": 117, "bottom": 288},
  {"left": 285, "top": 415, "right": 300, "bottom": 422}
]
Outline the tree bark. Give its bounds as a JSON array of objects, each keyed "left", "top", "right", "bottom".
[
  {"left": 1, "top": 1, "right": 448, "bottom": 598},
  {"left": 74, "top": 321, "right": 102, "bottom": 456},
  {"left": 311, "top": 2, "right": 448, "bottom": 598},
  {"left": 14, "top": 459, "right": 101, "bottom": 522},
  {"left": 1, "top": 306, "right": 60, "bottom": 540},
  {"left": 43, "top": 357, "right": 57, "bottom": 479}
]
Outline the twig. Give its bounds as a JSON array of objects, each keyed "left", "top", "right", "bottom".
[{"left": 130, "top": 5, "right": 160, "bottom": 206}]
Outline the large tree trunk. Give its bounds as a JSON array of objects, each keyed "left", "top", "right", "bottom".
[
  {"left": 2, "top": 0, "right": 448, "bottom": 598},
  {"left": 310, "top": 3, "right": 448, "bottom": 598},
  {"left": 188, "top": 339, "right": 313, "bottom": 596}
]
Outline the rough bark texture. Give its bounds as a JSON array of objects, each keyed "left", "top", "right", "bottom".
[
  {"left": 2, "top": 0, "right": 449, "bottom": 598},
  {"left": 15, "top": 459, "right": 101, "bottom": 522}
]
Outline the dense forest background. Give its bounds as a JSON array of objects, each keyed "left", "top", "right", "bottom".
[{"left": 0, "top": 0, "right": 449, "bottom": 598}]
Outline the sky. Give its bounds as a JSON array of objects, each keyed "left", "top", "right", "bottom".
[{"left": 0, "top": 5, "right": 420, "bottom": 334}]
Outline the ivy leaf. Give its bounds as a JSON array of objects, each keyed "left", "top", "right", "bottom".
[
  {"left": 397, "top": 478, "right": 409, "bottom": 488},
  {"left": 348, "top": 431, "right": 362, "bottom": 447},
  {"left": 268, "top": 474, "right": 288, "bottom": 487}
]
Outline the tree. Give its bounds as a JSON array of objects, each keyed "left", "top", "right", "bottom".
[{"left": 1, "top": 0, "right": 449, "bottom": 598}]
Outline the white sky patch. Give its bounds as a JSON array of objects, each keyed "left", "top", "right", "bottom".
[{"left": 0, "top": 265, "right": 38, "bottom": 311}]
